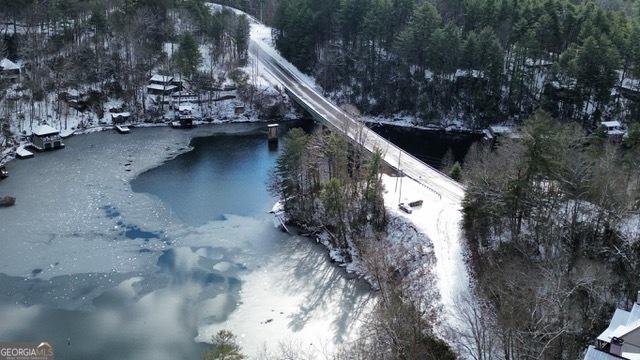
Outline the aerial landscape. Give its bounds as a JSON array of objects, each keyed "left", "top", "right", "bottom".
[{"left": 0, "top": 0, "right": 639, "bottom": 359}]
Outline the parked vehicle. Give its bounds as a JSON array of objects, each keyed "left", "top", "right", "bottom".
[{"left": 399, "top": 203, "right": 413, "bottom": 214}]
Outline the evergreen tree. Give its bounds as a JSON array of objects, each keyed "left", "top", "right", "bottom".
[
  {"left": 176, "top": 33, "right": 202, "bottom": 79},
  {"left": 202, "top": 330, "right": 245, "bottom": 360},
  {"left": 397, "top": 2, "right": 441, "bottom": 69},
  {"left": 575, "top": 36, "right": 620, "bottom": 112},
  {"left": 450, "top": 161, "right": 462, "bottom": 181},
  {"left": 233, "top": 15, "right": 250, "bottom": 64}
]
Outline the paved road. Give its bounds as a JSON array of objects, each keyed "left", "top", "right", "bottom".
[{"left": 249, "top": 41, "right": 465, "bottom": 203}]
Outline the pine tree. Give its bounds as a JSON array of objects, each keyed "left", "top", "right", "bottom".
[
  {"left": 450, "top": 161, "right": 462, "bottom": 181},
  {"left": 202, "top": 330, "right": 245, "bottom": 360},
  {"left": 175, "top": 33, "right": 201, "bottom": 79}
]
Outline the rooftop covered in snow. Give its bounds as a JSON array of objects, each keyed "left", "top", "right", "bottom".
[
  {"left": 583, "top": 345, "right": 629, "bottom": 360},
  {"left": 149, "top": 74, "right": 174, "bottom": 83},
  {"left": 601, "top": 121, "right": 623, "bottom": 129},
  {"left": 147, "top": 84, "right": 178, "bottom": 91},
  {"left": 32, "top": 124, "right": 59, "bottom": 137},
  {"left": 0, "top": 58, "right": 20, "bottom": 71},
  {"left": 597, "top": 304, "right": 640, "bottom": 343}
]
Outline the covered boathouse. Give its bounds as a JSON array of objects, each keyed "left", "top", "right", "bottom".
[{"left": 31, "top": 125, "right": 64, "bottom": 151}]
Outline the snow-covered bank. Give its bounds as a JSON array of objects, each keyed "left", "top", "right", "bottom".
[
  {"left": 309, "top": 210, "right": 437, "bottom": 289},
  {"left": 381, "top": 175, "right": 469, "bottom": 330},
  {"left": 364, "top": 116, "right": 483, "bottom": 134},
  {"left": 281, "top": 172, "right": 470, "bottom": 334},
  {"left": 0, "top": 113, "right": 296, "bottom": 167}
]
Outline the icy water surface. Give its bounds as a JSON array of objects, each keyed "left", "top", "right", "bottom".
[{"left": 0, "top": 124, "right": 372, "bottom": 359}]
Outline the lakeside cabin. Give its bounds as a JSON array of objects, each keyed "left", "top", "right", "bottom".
[
  {"left": 600, "top": 120, "right": 627, "bottom": 143},
  {"left": 0, "top": 58, "right": 21, "bottom": 83},
  {"left": 172, "top": 105, "right": 195, "bottom": 128},
  {"left": 31, "top": 125, "right": 64, "bottom": 151},
  {"left": 147, "top": 75, "right": 179, "bottom": 96},
  {"left": 111, "top": 112, "right": 131, "bottom": 124}
]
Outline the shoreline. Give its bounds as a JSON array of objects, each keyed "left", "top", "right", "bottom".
[
  {"left": 364, "top": 118, "right": 485, "bottom": 136},
  {"left": 0, "top": 116, "right": 296, "bottom": 167}
]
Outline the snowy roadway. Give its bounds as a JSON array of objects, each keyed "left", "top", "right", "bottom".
[{"left": 208, "top": 0, "right": 471, "bottom": 339}]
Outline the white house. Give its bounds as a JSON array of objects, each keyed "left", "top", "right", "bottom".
[{"left": 584, "top": 292, "right": 640, "bottom": 360}]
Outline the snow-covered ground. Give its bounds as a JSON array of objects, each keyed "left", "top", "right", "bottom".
[
  {"left": 365, "top": 113, "right": 473, "bottom": 132},
  {"left": 381, "top": 174, "right": 469, "bottom": 331}
]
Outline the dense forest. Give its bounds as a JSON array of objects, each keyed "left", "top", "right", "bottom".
[
  {"left": 461, "top": 111, "right": 640, "bottom": 359},
  {"left": 222, "top": 0, "right": 640, "bottom": 128}
]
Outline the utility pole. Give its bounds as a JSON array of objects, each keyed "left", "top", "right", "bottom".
[{"left": 395, "top": 150, "right": 402, "bottom": 201}]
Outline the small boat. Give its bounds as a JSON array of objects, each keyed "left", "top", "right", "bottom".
[
  {"left": 0, "top": 196, "right": 15, "bottom": 207},
  {"left": 0, "top": 166, "right": 7, "bottom": 179},
  {"left": 16, "top": 146, "right": 34, "bottom": 159},
  {"left": 115, "top": 125, "right": 130, "bottom": 134}
]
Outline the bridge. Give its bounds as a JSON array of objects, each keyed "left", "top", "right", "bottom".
[
  {"left": 212, "top": 5, "right": 473, "bottom": 344},
  {"left": 249, "top": 40, "right": 465, "bottom": 203}
]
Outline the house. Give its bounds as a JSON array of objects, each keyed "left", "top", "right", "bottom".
[
  {"left": 583, "top": 345, "right": 628, "bottom": 360},
  {"left": 0, "top": 58, "right": 21, "bottom": 82},
  {"left": 600, "top": 121, "right": 627, "bottom": 143},
  {"left": 583, "top": 292, "right": 640, "bottom": 360},
  {"left": 170, "top": 91, "right": 198, "bottom": 104},
  {"left": 147, "top": 74, "right": 178, "bottom": 95},
  {"left": 31, "top": 125, "right": 64, "bottom": 151},
  {"left": 618, "top": 78, "right": 640, "bottom": 101},
  {"left": 524, "top": 58, "right": 554, "bottom": 68},
  {"left": 172, "top": 105, "right": 195, "bottom": 128},
  {"left": 111, "top": 112, "right": 131, "bottom": 124}
]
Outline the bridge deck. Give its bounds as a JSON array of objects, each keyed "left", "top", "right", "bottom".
[{"left": 250, "top": 41, "right": 465, "bottom": 203}]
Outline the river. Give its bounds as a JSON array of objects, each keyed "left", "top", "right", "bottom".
[{"left": 0, "top": 123, "right": 372, "bottom": 359}]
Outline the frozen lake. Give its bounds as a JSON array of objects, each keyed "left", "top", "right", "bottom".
[{"left": 0, "top": 123, "right": 372, "bottom": 359}]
